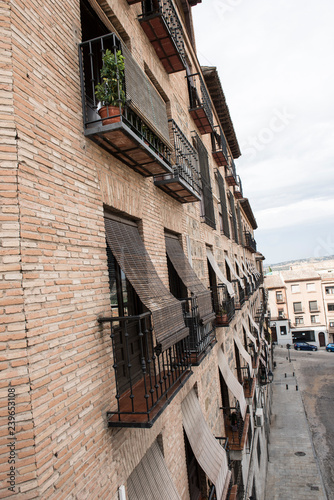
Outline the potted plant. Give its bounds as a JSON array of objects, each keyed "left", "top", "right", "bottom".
[
  {"left": 216, "top": 305, "right": 228, "bottom": 325},
  {"left": 95, "top": 49, "right": 126, "bottom": 125}
]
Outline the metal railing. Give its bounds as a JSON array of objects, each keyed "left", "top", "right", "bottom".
[
  {"left": 232, "top": 280, "right": 245, "bottom": 309},
  {"left": 211, "top": 284, "right": 235, "bottom": 325},
  {"left": 222, "top": 405, "right": 246, "bottom": 447},
  {"left": 212, "top": 126, "right": 228, "bottom": 162},
  {"left": 168, "top": 119, "right": 202, "bottom": 196},
  {"left": 244, "top": 231, "right": 257, "bottom": 253},
  {"left": 140, "top": 0, "right": 186, "bottom": 64},
  {"left": 187, "top": 72, "right": 214, "bottom": 127},
  {"left": 234, "top": 175, "right": 243, "bottom": 197},
  {"left": 180, "top": 297, "right": 216, "bottom": 364},
  {"left": 99, "top": 311, "right": 191, "bottom": 425}
]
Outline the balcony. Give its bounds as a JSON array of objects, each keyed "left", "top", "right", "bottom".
[
  {"left": 240, "top": 366, "right": 255, "bottom": 400},
  {"left": 222, "top": 406, "right": 250, "bottom": 451},
  {"left": 232, "top": 280, "right": 245, "bottom": 310},
  {"left": 225, "top": 161, "right": 238, "bottom": 186},
  {"left": 187, "top": 72, "right": 214, "bottom": 134},
  {"left": 181, "top": 297, "right": 216, "bottom": 365},
  {"left": 244, "top": 231, "right": 257, "bottom": 253},
  {"left": 154, "top": 120, "right": 202, "bottom": 203},
  {"left": 79, "top": 34, "right": 174, "bottom": 177},
  {"left": 211, "top": 126, "right": 228, "bottom": 166},
  {"left": 99, "top": 312, "right": 192, "bottom": 428},
  {"left": 138, "top": 0, "right": 186, "bottom": 74},
  {"left": 243, "top": 277, "right": 252, "bottom": 299},
  {"left": 233, "top": 175, "right": 243, "bottom": 200},
  {"left": 211, "top": 284, "right": 235, "bottom": 326}
]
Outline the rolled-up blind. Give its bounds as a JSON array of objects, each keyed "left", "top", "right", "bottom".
[
  {"left": 182, "top": 389, "right": 231, "bottom": 500},
  {"left": 105, "top": 217, "right": 188, "bottom": 351},
  {"left": 217, "top": 348, "right": 247, "bottom": 419},
  {"left": 224, "top": 256, "right": 245, "bottom": 289},
  {"left": 234, "top": 334, "right": 254, "bottom": 377},
  {"left": 165, "top": 236, "right": 215, "bottom": 324},
  {"left": 127, "top": 441, "right": 181, "bottom": 500},
  {"left": 206, "top": 248, "right": 235, "bottom": 297},
  {"left": 242, "top": 319, "right": 258, "bottom": 352},
  {"left": 123, "top": 44, "right": 170, "bottom": 146}
]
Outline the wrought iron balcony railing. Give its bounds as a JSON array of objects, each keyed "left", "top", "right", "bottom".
[
  {"left": 99, "top": 311, "right": 192, "bottom": 427},
  {"left": 232, "top": 280, "right": 245, "bottom": 310},
  {"left": 187, "top": 72, "right": 214, "bottom": 134},
  {"left": 221, "top": 405, "right": 250, "bottom": 451},
  {"left": 225, "top": 160, "right": 237, "bottom": 186},
  {"left": 243, "top": 277, "right": 252, "bottom": 298},
  {"left": 79, "top": 33, "right": 173, "bottom": 177},
  {"left": 139, "top": 0, "right": 186, "bottom": 73},
  {"left": 244, "top": 231, "right": 257, "bottom": 253},
  {"left": 234, "top": 175, "right": 243, "bottom": 199},
  {"left": 211, "top": 126, "right": 228, "bottom": 166},
  {"left": 180, "top": 296, "right": 216, "bottom": 365},
  {"left": 154, "top": 120, "right": 202, "bottom": 203},
  {"left": 211, "top": 284, "right": 235, "bottom": 326},
  {"left": 240, "top": 366, "right": 255, "bottom": 399}
]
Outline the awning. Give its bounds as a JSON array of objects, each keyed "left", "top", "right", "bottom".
[
  {"left": 260, "top": 354, "right": 267, "bottom": 367},
  {"left": 248, "top": 311, "right": 260, "bottom": 335},
  {"left": 243, "top": 262, "right": 255, "bottom": 287},
  {"left": 242, "top": 319, "right": 258, "bottom": 352},
  {"left": 206, "top": 248, "right": 235, "bottom": 297},
  {"left": 217, "top": 348, "right": 247, "bottom": 419},
  {"left": 235, "top": 257, "right": 251, "bottom": 285},
  {"left": 182, "top": 389, "right": 231, "bottom": 500},
  {"left": 250, "top": 264, "right": 261, "bottom": 279},
  {"left": 105, "top": 217, "right": 188, "bottom": 351},
  {"left": 166, "top": 236, "right": 215, "bottom": 324},
  {"left": 127, "top": 441, "right": 181, "bottom": 500},
  {"left": 224, "top": 256, "right": 245, "bottom": 289},
  {"left": 234, "top": 334, "right": 254, "bottom": 377}
]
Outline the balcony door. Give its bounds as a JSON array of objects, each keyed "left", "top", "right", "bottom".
[
  {"left": 184, "top": 432, "right": 204, "bottom": 500},
  {"left": 107, "top": 244, "right": 145, "bottom": 394}
]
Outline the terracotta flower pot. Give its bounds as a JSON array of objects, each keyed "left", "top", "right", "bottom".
[{"left": 98, "top": 105, "right": 122, "bottom": 125}]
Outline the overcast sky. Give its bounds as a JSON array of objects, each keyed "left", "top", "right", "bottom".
[{"left": 192, "top": 0, "right": 334, "bottom": 265}]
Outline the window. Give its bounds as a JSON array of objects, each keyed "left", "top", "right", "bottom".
[
  {"left": 295, "top": 317, "right": 304, "bottom": 325},
  {"left": 311, "top": 315, "right": 319, "bottom": 324},
  {"left": 276, "top": 291, "right": 283, "bottom": 303},
  {"left": 329, "top": 321, "right": 334, "bottom": 327},
  {"left": 306, "top": 283, "right": 315, "bottom": 292},
  {"left": 309, "top": 300, "right": 318, "bottom": 312},
  {"left": 278, "top": 309, "right": 285, "bottom": 319},
  {"left": 326, "top": 286, "right": 334, "bottom": 294},
  {"left": 194, "top": 134, "right": 215, "bottom": 229},
  {"left": 328, "top": 304, "right": 334, "bottom": 311},
  {"left": 291, "top": 284, "right": 300, "bottom": 293},
  {"left": 293, "top": 302, "right": 303, "bottom": 313},
  {"left": 217, "top": 171, "right": 230, "bottom": 238},
  {"left": 280, "top": 325, "right": 287, "bottom": 335}
]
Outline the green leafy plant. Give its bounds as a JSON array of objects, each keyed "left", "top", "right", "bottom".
[{"left": 95, "top": 49, "right": 126, "bottom": 107}]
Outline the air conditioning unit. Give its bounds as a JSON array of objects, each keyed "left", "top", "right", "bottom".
[{"left": 255, "top": 408, "right": 264, "bottom": 427}]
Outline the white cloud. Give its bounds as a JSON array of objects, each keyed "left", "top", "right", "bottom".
[{"left": 256, "top": 197, "right": 334, "bottom": 231}]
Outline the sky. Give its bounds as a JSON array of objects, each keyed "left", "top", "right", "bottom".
[{"left": 192, "top": 0, "right": 334, "bottom": 265}]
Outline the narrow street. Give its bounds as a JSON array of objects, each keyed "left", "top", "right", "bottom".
[{"left": 291, "top": 347, "right": 334, "bottom": 500}]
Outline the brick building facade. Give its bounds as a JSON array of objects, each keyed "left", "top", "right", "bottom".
[{"left": 1, "top": 1, "right": 271, "bottom": 498}]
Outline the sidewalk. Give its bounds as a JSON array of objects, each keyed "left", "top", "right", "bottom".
[{"left": 265, "top": 349, "right": 327, "bottom": 499}]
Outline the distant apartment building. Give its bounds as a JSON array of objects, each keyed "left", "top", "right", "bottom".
[
  {"left": 0, "top": 1, "right": 271, "bottom": 499},
  {"left": 320, "top": 270, "right": 334, "bottom": 342},
  {"left": 265, "top": 269, "right": 331, "bottom": 346}
]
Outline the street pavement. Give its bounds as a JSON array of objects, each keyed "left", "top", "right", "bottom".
[{"left": 265, "top": 348, "right": 327, "bottom": 499}]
